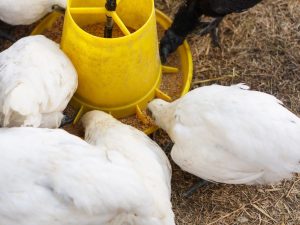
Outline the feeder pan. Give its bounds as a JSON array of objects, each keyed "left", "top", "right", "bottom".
[{"left": 31, "top": 0, "right": 193, "bottom": 134}]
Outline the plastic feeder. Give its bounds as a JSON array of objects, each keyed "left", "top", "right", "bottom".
[
  {"left": 31, "top": 1, "right": 193, "bottom": 134},
  {"left": 61, "top": 0, "right": 163, "bottom": 119}
]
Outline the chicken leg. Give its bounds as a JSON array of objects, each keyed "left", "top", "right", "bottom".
[
  {"left": 0, "top": 29, "right": 15, "bottom": 42},
  {"left": 196, "top": 17, "right": 223, "bottom": 47},
  {"left": 182, "top": 179, "right": 210, "bottom": 197},
  {"left": 0, "top": 20, "right": 15, "bottom": 42}
]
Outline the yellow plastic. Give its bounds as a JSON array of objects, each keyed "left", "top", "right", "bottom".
[
  {"left": 31, "top": 8, "right": 193, "bottom": 134},
  {"left": 59, "top": 0, "right": 161, "bottom": 118}
]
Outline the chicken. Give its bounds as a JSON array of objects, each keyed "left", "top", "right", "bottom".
[
  {"left": 0, "top": 0, "right": 65, "bottom": 25},
  {"left": 0, "top": 35, "right": 77, "bottom": 128},
  {"left": 0, "top": 127, "right": 172, "bottom": 225},
  {"left": 148, "top": 84, "right": 300, "bottom": 195},
  {"left": 81, "top": 110, "right": 175, "bottom": 225},
  {"left": 0, "top": 0, "right": 66, "bottom": 41},
  {"left": 159, "top": 0, "right": 262, "bottom": 63}
]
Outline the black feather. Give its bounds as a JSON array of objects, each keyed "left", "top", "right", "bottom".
[
  {"left": 209, "top": 0, "right": 263, "bottom": 15},
  {"left": 159, "top": 0, "right": 263, "bottom": 63}
]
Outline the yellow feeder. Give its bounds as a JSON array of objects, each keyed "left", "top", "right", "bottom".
[
  {"left": 32, "top": 1, "right": 193, "bottom": 134},
  {"left": 60, "top": 0, "right": 162, "bottom": 119}
]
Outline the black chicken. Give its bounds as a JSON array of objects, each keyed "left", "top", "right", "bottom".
[{"left": 159, "top": 0, "right": 262, "bottom": 63}]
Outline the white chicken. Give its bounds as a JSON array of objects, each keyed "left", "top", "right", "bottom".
[
  {"left": 0, "top": 0, "right": 65, "bottom": 41},
  {"left": 0, "top": 0, "right": 66, "bottom": 25},
  {"left": 0, "top": 127, "right": 173, "bottom": 225},
  {"left": 0, "top": 35, "right": 77, "bottom": 128},
  {"left": 81, "top": 110, "right": 175, "bottom": 225},
  {"left": 148, "top": 83, "right": 300, "bottom": 190}
]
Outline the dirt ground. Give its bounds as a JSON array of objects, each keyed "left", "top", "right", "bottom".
[{"left": 1, "top": 0, "right": 299, "bottom": 224}]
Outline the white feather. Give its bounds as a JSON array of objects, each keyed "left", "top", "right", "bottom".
[
  {"left": 0, "top": 0, "right": 66, "bottom": 25},
  {"left": 81, "top": 110, "right": 175, "bottom": 225},
  {"left": 0, "top": 35, "right": 77, "bottom": 128},
  {"left": 0, "top": 127, "right": 168, "bottom": 225},
  {"left": 148, "top": 83, "right": 300, "bottom": 185}
]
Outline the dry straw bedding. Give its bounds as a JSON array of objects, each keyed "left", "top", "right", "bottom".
[
  {"left": 0, "top": 0, "right": 299, "bottom": 224},
  {"left": 155, "top": 0, "right": 300, "bottom": 224}
]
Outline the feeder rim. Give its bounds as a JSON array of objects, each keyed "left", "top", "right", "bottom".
[{"left": 66, "top": 0, "right": 156, "bottom": 41}]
